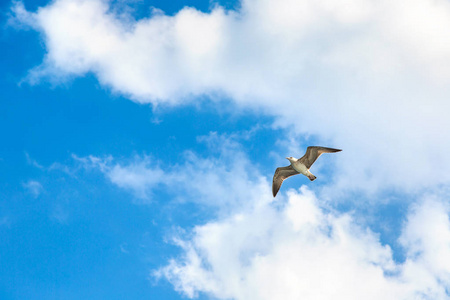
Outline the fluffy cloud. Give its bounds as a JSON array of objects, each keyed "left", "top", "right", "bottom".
[
  {"left": 156, "top": 187, "right": 450, "bottom": 300},
  {"left": 72, "top": 135, "right": 449, "bottom": 299},
  {"left": 14, "top": 0, "right": 450, "bottom": 100},
  {"left": 12, "top": 0, "right": 450, "bottom": 195},
  {"left": 12, "top": 1, "right": 450, "bottom": 298},
  {"left": 400, "top": 197, "right": 450, "bottom": 288}
]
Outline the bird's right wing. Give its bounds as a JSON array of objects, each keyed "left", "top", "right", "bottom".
[{"left": 272, "top": 165, "right": 299, "bottom": 197}]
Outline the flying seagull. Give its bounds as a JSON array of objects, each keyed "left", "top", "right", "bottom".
[{"left": 272, "top": 146, "right": 342, "bottom": 197}]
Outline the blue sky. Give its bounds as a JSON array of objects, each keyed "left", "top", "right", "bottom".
[{"left": 2, "top": 0, "right": 450, "bottom": 299}]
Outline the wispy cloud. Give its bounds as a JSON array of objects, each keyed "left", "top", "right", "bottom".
[
  {"left": 76, "top": 132, "right": 270, "bottom": 209},
  {"left": 74, "top": 154, "right": 164, "bottom": 202},
  {"left": 22, "top": 180, "right": 43, "bottom": 197},
  {"left": 25, "top": 152, "right": 44, "bottom": 170},
  {"left": 25, "top": 152, "right": 75, "bottom": 175},
  {"left": 50, "top": 204, "right": 69, "bottom": 224}
]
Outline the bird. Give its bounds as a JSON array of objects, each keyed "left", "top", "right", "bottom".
[{"left": 272, "top": 146, "right": 342, "bottom": 197}]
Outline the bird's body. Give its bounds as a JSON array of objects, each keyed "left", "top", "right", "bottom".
[
  {"left": 272, "top": 146, "right": 342, "bottom": 197},
  {"left": 289, "top": 158, "right": 314, "bottom": 179}
]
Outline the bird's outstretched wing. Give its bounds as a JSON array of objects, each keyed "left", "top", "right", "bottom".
[
  {"left": 299, "top": 146, "right": 342, "bottom": 169},
  {"left": 272, "top": 165, "right": 299, "bottom": 197}
]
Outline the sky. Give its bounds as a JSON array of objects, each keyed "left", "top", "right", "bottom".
[{"left": 1, "top": 0, "right": 450, "bottom": 299}]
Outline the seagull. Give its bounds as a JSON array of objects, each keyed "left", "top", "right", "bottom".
[{"left": 272, "top": 146, "right": 342, "bottom": 197}]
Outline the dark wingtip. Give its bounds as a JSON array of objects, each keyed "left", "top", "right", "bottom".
[
  {"left": 321, "top": 146, "right": 342, "bottom": 152},
  {"left": 308, "top": 175, "right": 317, "bottom": 181}
]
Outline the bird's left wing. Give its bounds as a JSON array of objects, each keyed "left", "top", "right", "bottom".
[
  {"left": 272, "top": 165, "right": 299, "bottom": 197},
  {"left": 299, "top": 146, "right": 342, "bottom": 169}
]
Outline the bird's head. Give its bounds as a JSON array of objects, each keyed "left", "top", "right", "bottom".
[{"left": 286, "top": 156, "right": 296, "bottom": 163}]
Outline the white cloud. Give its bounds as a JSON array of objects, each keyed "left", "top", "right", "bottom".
[
  {"left": 400, "top": 197, "right": 450, "bottom": 288},
  {"left": 66, "top": 133, "right": 450, "bottom": 299},
  {"left": 12, "top": 0, "right": 450, "bottom": 195},
  {"left": 156, "top": 187, "right": 450, "bottom": 300},
  {"left": 11, "top": 1, "right": 450, "bottom": 297}
]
